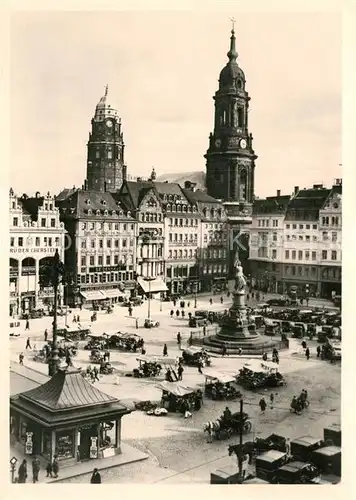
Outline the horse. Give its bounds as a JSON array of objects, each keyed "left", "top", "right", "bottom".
[
  {"left": 228, "top": 443, "right": 255, "bottom": 464},
  {"left": 204, "top": 420, "right": 222, "bottom": 442}
]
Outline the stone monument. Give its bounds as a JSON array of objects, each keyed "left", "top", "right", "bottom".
[{"left": 203, "top": 253, "right": 280, "bottom": 354}]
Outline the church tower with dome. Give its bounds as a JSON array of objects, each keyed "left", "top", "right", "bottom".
[
  {"left": 86, "top": 86, "right": 127, "bottom": 192},
  {"left": 205, "top": 27, "right": 257, "bottom": 211}
]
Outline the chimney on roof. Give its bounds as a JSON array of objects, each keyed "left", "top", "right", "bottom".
[
  {"left": 137, "top": 177, "right": 142, "bottom": 182},
  {"left": 313, "top": 184, "right": 323, "bottom": 189},
  {"left": 294, "top": 186, "right": 299, "bottom": 195},
  {"left": 334, "top": 178, "right": 342, "bottom": 186},
  {"left": 35, "top": 191, "right": 40, "bottom": 198},
  {"left": 276, "top": 189, "right": 281, "bottom": 197}
]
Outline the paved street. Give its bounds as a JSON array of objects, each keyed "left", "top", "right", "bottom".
[{"left": 10, "top": 292, "right": 340, "bottom": 483}]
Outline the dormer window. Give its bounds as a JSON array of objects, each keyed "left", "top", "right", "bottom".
[
  {"left": 166, "top": 204, "right": 171, "bottom": 211},
  {"left": 119, "top": 210, "right": 123, "bottom": 217},
  {"left": 96, "top": 210, "right": 100, "bottom": 216},
  {"left": 172, "top": 204, "right": 176, "bottom": 212},
  {"left": 127, "top": 211, "right": 131, "bottom": 217},
  {"left": 112, "top": 210, "right": 116, "bottom": 215},
  {"left": 177, "top": 205, "right": 181, "bottom": 212},
  {"left": 88, "top": 209, "right": 92, "bottom": 215},
  {"left": 101, "top": 200, "right": 106, "bottom": 205},
  {"left": 104, "top": 210, "right": 108, "bottom": 216},
  {"left": 86, "top": 199, "right": 91, "bottom": 205}
]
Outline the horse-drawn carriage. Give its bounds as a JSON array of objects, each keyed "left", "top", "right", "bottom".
[
  {"left": 204, "top": 411, "right": 252, "bottom": 441},
  {"left": 106, "top": 332, "right": 144, "bottom": 352},
  {"left": 236, "top": 360, "right": 286, "bottom": 389},
  {"left": 202, "top": 370, "right": 242, "bottom": 400},
  {"left": 144, "top": 319, "right": 160, "bottom": 329},
  {"left": 181, "top": 346, "right": 211, "bottom": 367},
  {"left": 90, "top": 348, "right": 104, "bottom": 364},
  {"left": 228, "top": 433, "right": 287, "bottom": 465},
  {"left": 84, "top": 333, "right": 108, "bottom": 351}
]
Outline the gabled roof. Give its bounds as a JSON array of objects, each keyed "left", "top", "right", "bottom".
[
  {"left": 18, "top": 197, "right": 44, "bottom": 221},
  {"left": 19, "top": 366, "right": 118, "bottom": 411},
  {"left": 56, "top": 187, "right": 78, "bottom": 202}
]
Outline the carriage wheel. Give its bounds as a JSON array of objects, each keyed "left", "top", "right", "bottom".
[{"left": 243, "top": 421, "right": 252, "bottom": 433}]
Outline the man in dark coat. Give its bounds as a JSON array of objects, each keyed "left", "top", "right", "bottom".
[
  {"left": 259, "top": 397, "right": 267, "bottom": 414},
  {"left": 305, "top": 346, "right": 310, "bottom": 360},
  {"left": 18, "top": 459, "right": 27, "bottom": 483},
  {"left": 177, "top": 364, "right": 184, "bottom": 381},
  {"left": 163, "top": 344, "right": 168, "bottom": 356},
  {"left": 32, "top": 456, "right": 40, "bottom": 483},
  {"left": 90, "top": 468, "right": 102, "bottom": 483},
  {"left": 52, "top": 455, "right": 59, "bottom": 478}
]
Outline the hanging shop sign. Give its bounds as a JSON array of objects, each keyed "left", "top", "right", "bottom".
[
  {"left": 25, "top": 432, "right": 33, "bottom": 455},
  {"left": 90, "top": 437, "right": 98, "bottom": 459}
]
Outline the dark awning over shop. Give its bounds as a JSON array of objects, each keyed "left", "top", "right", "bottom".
[
  {"left": 138, "top": 277, "right": 168, "bottom": 293},
  {"left": 80, "top": 290, "right": 108, "bottom": 301}
]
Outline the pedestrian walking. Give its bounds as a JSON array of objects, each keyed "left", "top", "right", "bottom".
[
  {"left": 188, "top": 333, "right": 193, "bottom": 346},
  {"left": 44, "top": 329, "right": 48, "bottom": 342},
  {"left": 306, "top": 297, "right": 309, "bottom": 306},
  {"left": 135, "top": 318, "right": 139, "bottom": 329},
  {"left": 32, "top": 456, "right": 40, "bottom": 483},
  {"left": 270, "top": 393, "right": 274, "bottom": 409},
  {"left": 25, "top": 318, "right": 30, "bottom": 330},
  {"left": 197, "top": 359, "right": 203, "bottom": 374},
  {"left": 177, "top": 364, "right": 184, "bottom": 381},
  {"left": 251, "top": 291, "right": 255, "bottom": 299},
  {"left": 170, "top": 309, "right": 174, "bottom": 317},
  {"left": 305, "top": 346, "right": 310, "bottom": 360},
  {"left": 19, "top": 352, "right": 24, "bottom": 365},
  {"left": 259, "top": 397, "right": 267, "bottom": 414},
  {"left": 77, "top": 315, "right": 80, "bottom": 323},
  {"left": 220, "top": 296, "right": 223, "bottom": 304},
  {"left": 90, "top": 468, "right": 101, "bottom": 484},
  {"left": 221, "top": 345, "right": 227, "bottom": 357},
  {"left": 18, "top": 459, "right": 28, "bottom": 483},
  {"left": 93, "top": 366, "right": 100, "bottom": 382},
  {"left": 209, "top": 298, "right": 213, "bottom": 305},
  {"left": 52, "top": 455, "right": 59, "bottom": 478},
  {"left": 45, "top": 461, "right": 53, "bottom": 478},
  {"left": 187, "top": 301, "right": 190, "bottom": 308},
  {"left": 177, "top": 332, "right": 181, "bottom": 347},
  {"left": 176, "top": 309, "right": 180, "bottom": 317},
  {"left": 25, "top": 337, "right": 31, "bottom": 350},
  {"left": 316, "top": 345, "right": 321, "bottom": 358},
  {"left": 163, "top": 343, "right": 168, "bottom": 356}
]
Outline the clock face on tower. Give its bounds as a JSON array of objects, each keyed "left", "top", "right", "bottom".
[
  {"left": 240, "top": 139, "right": 247, "bottom": 149},
  {"left": 106, "top": 119, "right": 113, "bottom": 128}
]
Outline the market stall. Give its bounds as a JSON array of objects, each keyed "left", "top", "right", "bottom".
[
  {"left": 133, "top": 355, "right": 177, "bottom": 379},
  {"left": 181, "top": 346, "right": 211, "bottom": 367},
  {"left": 202, "top": 369, "right": 242, "bottom": 400},
  {"left": 106, "top": 332, "right": 144, "bottom": 352},
  {"left": 236, "top": 360, "right": 286, "bottom": 389},
  {"left": 156, "top": 381, "right": 202, "bottom": 413}
]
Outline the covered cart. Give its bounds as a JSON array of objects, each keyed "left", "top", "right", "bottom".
[
  {"left": 133, "top": 355, "right": 176, "bottom": 378},
  {"left": 236, "top": 360, "right": 286, "bottom": 389},
  {"left": 156, "top": 381, "right": 202, "bottom": 413},
  {"left": 84, "top": 332, "right": 109, "bottom": 351},
  {"left": 181, "top": 346, "right": 211, "bottom": 367},
  {"left": 202, "top": 369, "right": 242, "bottom": 400},
  {"left": 106, "top": 332, "right": 144, "bottom": 352}
]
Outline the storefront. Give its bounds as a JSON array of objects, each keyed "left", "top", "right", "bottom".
[
  {"left": 10, "top": 366, "right": 132, "bottom": 465},
  {"left": 137, "top": 277, "right": 168, "bottom": 298}
]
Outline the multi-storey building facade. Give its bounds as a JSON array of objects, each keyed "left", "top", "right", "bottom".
[
  {"left": 9, "top": 189, "right": 66, "bottom": 316},
  {"left": 86, "top": 86, "right": 127, "bottom": 192},
  {"left": 56, "top": 189, "right": 136, "bottom": 306},
  {"left": 183, "top": 182, "right": 229, "bottom": 293},
  {"left": 249, "top": 181, "right": 342, "bottom": 298}
]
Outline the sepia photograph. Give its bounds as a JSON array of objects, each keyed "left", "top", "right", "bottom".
[{"left": 8, "top": 8, "right": 342, "bottom": 486}]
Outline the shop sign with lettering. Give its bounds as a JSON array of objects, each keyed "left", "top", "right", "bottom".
[
  {"left": 10, "top": 247, "right": 56, "bottom": 254},
  {"left": 90, "top": 437, "right": 98, "bottom": 459}
]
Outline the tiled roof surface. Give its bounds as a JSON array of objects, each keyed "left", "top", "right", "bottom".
[
  {"left": 182, "top": 188, "right": 221, "bottom": 204},
  {"left": 20, "top": 366, "right": 119, "bottom": 411},
  {"left": 285, "top": 188, "right": 331, "bottom": 221},
  {"left": 56, "top": 190, "right": 133, "bottom": 219},
  {"left": 253, "top": 195, "right": 291, "bottom": 214}
]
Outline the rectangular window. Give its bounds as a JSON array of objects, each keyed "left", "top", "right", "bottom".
[
  {"left": 306, "top": 224, "right": 310, "bottom": 229},
  {"left": 322, "top": 231, "right": 328, "bottom": 241},
  {"left": 107, "top": 239, "right": 111, "bottom": 248},
  {"left": 299, "top": 235, "right": 303, "bottom": 240},
  {"left": 312, "top": 251, "right": 316, "bottom": 261},
  {"left": 106, "top": 255, "right": 111, "bottom": 265},
  {"left": 81, "top": 240, "right": 86, "bottom": 249},
  {"left": 35, "top": 237, "right": 40, "bottom": 246},
  {"left": 99, "top": 239, "right": 103, "bottom": 248},
  {"left": 305, "top": 251, "right": 310, "bottom": 260},
  {"left": 41, "top": 218, "right": 46, "bottom": 227},
  {"left": 123, "top": 224, "right": 127, "bottom": 231},
  {"left": 44, "top": 237, "right": 47, "bottom": 247},
  {"left": 114, "top": 255, "right": 119, "bottom": 265},
  {"left": 90, "top": 256, "right": 94, "bottom": 266},
  {"left": 115, "top": 239, "right": 119, "bottom": 247},
  {"left": 305, "top": 235, "right": 310, "bottom": 242},
  {"left": 13, "top": 217, "right": 18, "bottom": 227},
  {"left": 322, "top": 250, "right": 327, "bottom": 260},
  {"left": 266, "top": 220, "right": 269, "bottom": 227},
  {"left": 91, "top": 240, "right": 95, "bottom": 248},
  {"left": 298, "top": 266, "right": 303, "bottom": 276},
  {"left": 82, "top": 222, "right": 87, "bottom": 230},
  {"left": 286, "top": 224, "right": 290, "bottom": 229},
  {"left": 291, "top": 266, "right": 296, "bottom": 276},
  {"left": 50, "top": 218, "right": 56, "bottom": 227},
  {"left": 98, "top": 256, "right": 103, "bottom": 266},
  {"left": 292, "top": 250, "right": 296, "bottom": 260},
  {"left": 122, "top": 239, "right": 127, "bottom": 247},
  {"left": 10, "top": 237, "right": 14, "bottom": 247},
  {"left": 331, "top": 232, "right": 337, "bottom": 242},
  {"left": 305, "top": 267, "right": 309, "bottom": 277},
  {"left": 18, "top": 237, "right": 23, "bottom": 247},
  {"left": 299, "top": 224, "right": 304, "bottom": 229},
  {"left": 48, "top": 237, "right": 52, "bottom": 247},
  {"left": 285, "top": 250, "right": 289, "bottom": 259},
  {"left": 272, "top": 249, "right": 277, "bottom": 259},
  {"left": 81, "top": 256, "right": 86, "bottom": 267},
  {"left": 313, "top": 235, "right": 317, "bottom": 241},
  {"left": 312, "top": 224, "right": 317, "bottom": 230},
  {"left": 331, "top": 250, "right": 337, "bottom": 260},
  {"left": 292, "top": 224, "right": 297, "bottom": 229},
  {"left": 108, "top": 151, "right": 112, "bottom": 159},
  {"left": 298, "top": 250, "right": 303, "bottom": 260},
  {"left": 273, "top": 233, "right": 277, "bottom": 241}
]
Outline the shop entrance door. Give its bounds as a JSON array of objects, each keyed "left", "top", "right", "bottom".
[{"left": 79, "top": 426, "right": 97, "bottom": 461}]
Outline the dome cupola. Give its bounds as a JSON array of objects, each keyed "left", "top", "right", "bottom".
[
  {"left": 94, "top": 85, "right": 120, "bottom": 121},
  {"left": 219, "top": 29, "right": 245, "bottom": 90}
]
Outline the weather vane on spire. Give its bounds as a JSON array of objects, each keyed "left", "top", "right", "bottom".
[
  {"left": 230, "top": 17, "right": 236, "bottom": 31},
  {"left": 105, "top": 84, "right": 108, "bottom": 97}
]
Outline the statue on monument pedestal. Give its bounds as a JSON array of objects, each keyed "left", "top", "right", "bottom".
[{"left": 234, "top": 254, "right": 246, "bottom": 293}]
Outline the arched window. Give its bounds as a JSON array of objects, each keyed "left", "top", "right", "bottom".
[
  {"left": 239, "top": 170, "right": 247, "bottom": 201},
  {"left": 238, "top": 108, "right": 244, "bottom": 127},
  {"left": 237, "top": 79, "right": 243, "bottom": 89}
]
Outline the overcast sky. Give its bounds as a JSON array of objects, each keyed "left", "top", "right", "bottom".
[{"left": 10, "top": 11, "right": 341, "bottom": 198}]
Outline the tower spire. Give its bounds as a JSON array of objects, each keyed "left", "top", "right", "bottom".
[
  {"left": 227, "top": 18, "right": 238, "bottom": 62},
  {"left": 105, "top": 84, "right": 108, "bottom": 97}
]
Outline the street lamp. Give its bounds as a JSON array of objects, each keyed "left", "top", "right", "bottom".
[
  {"left": 144, "top": 277, "right": 155, "bottom": 321},
  {"left": 10, "top": 456, "right": 17, "bottom": 483},
  {"left": 194, "top": 281, "right": 198, "bottom": 308},
  {"left": 39, "top": 249, "right": 66, "bottom": 377}
]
